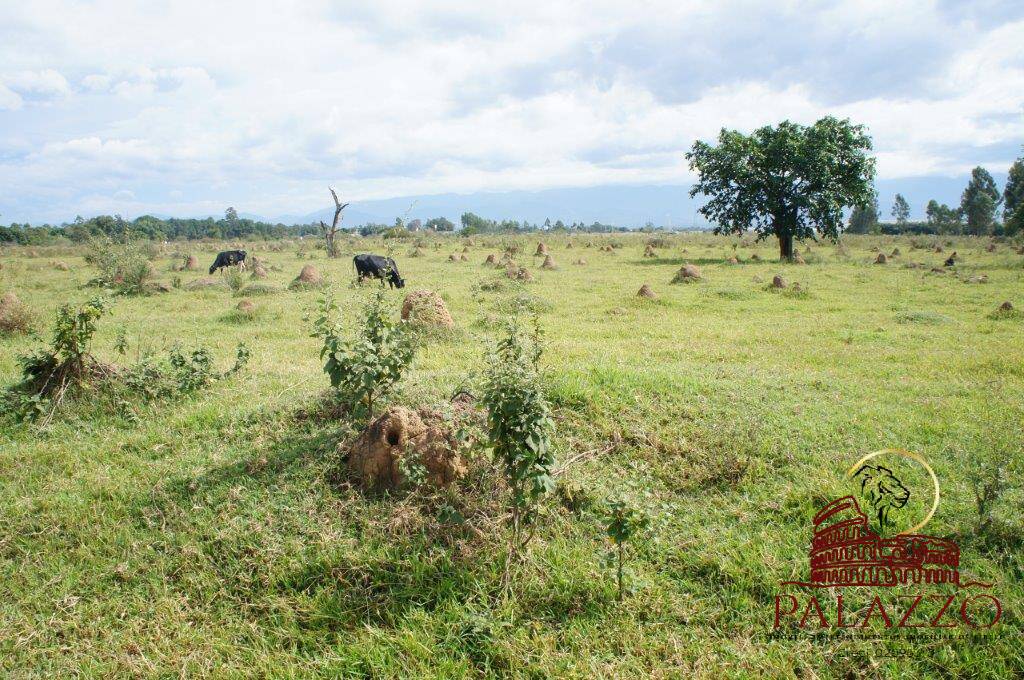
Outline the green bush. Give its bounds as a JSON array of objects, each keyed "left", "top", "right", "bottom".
[
  {"left": 481, "top": 310, "right": 555, "bottom": 569},
  {"left": 313, "top": 291, "right": 415, "bottom": 419},
  {"left": 84, "top": 234, "right": 156, "bottom": 295}
]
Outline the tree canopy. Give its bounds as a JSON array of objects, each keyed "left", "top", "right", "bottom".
[
  {"left": 960, "top": 166, "right": 1001, "bottom": 235},
  {"left": 686, "top": 116, "right": 876, "bottom": 260},
  {"left": 1004, "top": 154, "right": 1024, "bottom": 236},
  {"left": 847, "top": 192, "right": 879, "bottom": 234},
  {"left": 891, "top": 194, "right": 910, "bottom": 225}
]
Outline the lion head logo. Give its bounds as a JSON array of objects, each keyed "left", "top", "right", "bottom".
[{"left": 853, "top": 463, "right": 910, "bottom": 532}]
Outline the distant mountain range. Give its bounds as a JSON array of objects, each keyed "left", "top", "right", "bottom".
[{"left": 169, "top": 172, "right": 1012, "bottom": 228}]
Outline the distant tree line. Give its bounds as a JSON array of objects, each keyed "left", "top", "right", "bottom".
[
  {"left": 2, "top": 207, "right": 654, "bottom": 245},
  {"left": 0, "top": 209, "right": 322, "bottom": 245},
  {"left": 847, "top": 153, "right": 1024, "bottom": 237}
]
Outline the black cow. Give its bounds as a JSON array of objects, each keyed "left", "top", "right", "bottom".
[
  {"left": 353, "top": 254, "right": 405, "bottom": 289},
  {"left": 943, "top": 251, "right": 958, "bottom": 267},
  {"left": 209, "top": 250, "right": 247, "bottom": 274}
]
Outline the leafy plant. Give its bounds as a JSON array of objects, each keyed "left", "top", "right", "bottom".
[
  {"left": 481, "top": 310, "right": 555, "bottom": 572},
  {"left": 84, "top": 233, "right": 156, "bottom": 295},
  {"left": 313, "top": 291, "right": 415, "bottom": 419},
  {"left": 605, "top": 498, "right": 649, "bottom": 602},
  {"left": 225, "top": 269, "right": 246, "bottom": 293},
  {"left": 3, "top": 296, "right": 110, "bottom": 422}
]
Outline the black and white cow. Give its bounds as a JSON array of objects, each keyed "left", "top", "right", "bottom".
[
  {"left": 353, "top": 254, "right": 405, "bottom": 289},
  {"left": 209, "top": 250, "right": 247, "bottom": 274}
]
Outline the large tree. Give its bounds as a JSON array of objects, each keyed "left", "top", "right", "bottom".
[
  {"left": 1004, "top": 154, "right": 1024, "bottom": 236},
  {"left": 891, "top": 194, "right": 910, "bottom": 226},
  {"left": 847, "top": 192, "right": 879, "bottom": 234},
  {"left": 960, "top": 166, "right": 1001, "bottom": 235},
  {"left": 925, "top": 200, "right": 961, "bottom": 234},
  {"left": 686, "top": 117, "right": 876, "bottom": 260}
]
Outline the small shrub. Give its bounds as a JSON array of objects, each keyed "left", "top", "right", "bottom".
[
  {"left": 2, "top": 296, "right": 110, "bottom": 421},
  {"left": 84, "top": 234, "right": 156, "bottom": 295},
  {"left": 312, "top": 291, "right": 415, "bottom": 419},
  {"left": 481, "top": 309, "right": 555, "bottom": 571},
  {"left": 225, "top": 269, "right": 246, "bottom": 293},
  {"left": 604, "top": 498, "right": 649, "bottom": 602}
]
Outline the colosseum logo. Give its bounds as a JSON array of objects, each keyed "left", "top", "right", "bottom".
[{"left": 774, "top": 449, "right": 1002, "bottom": 631}]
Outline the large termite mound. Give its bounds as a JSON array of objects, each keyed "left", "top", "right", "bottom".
[
  {"left": 345, "top": 406, "right": 467, "bottom": 490},
  {"left": 401, "top": 290, "right": 454, "bottom": 328}
]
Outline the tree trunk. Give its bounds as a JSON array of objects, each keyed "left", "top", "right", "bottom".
[
  {"left": 778, "top": 232, "right": 794, "bottom": 261},
  {"left": 322, "top": 187, "right": 348, "bottom": 258}
]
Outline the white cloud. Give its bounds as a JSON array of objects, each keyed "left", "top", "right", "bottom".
[{"left": 0, "top": 1, "right": 1022, "bottom": 221}]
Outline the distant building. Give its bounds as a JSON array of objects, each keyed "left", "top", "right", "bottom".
[{"left": 809, "top": 496, "right": 959, "bottom": 587}]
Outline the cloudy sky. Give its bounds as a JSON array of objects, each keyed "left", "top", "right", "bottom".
[{"left": 1, "top": 0, "right": 1023, "bottom": 223}]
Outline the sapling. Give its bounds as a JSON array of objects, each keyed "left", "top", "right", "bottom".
[
  {"left": 481, "top": 310, "right": 555, "bottom": 575},
  {"left": 605, "top": 498, "right": 649, "bottom": 602},
  {"left": 313, "top": 291, "right": 414, "bottom": 419}
]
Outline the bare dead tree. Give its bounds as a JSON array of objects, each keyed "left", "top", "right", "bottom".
[{"left": 320, "top": 187, "right": 349, "bottom": 258}]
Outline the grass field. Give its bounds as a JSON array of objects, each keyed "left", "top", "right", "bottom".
[{"left": 1, "top": 233, "right": 1023, "bottom": 678}]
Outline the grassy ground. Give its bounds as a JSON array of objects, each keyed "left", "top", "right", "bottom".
[{"left": 1, "top": 233, "right": 1023, "bottom": 678}]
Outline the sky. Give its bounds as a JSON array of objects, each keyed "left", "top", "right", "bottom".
[{"left": 1, "top": 0, "right": 1023, "bottom": 224}]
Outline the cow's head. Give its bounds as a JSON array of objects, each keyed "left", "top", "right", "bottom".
[{"left": 388, "top": 261, "right": 405, "bottom": 288}]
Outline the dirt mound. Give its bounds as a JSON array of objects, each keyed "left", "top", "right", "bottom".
[
  {"left": 535, "top": 242, "right": 548, "bottom": 256},
  {"left": 771, "top": 274, "right": 787, "bottom": 289},
  {"left": 934, "top": 245, "right": 944, "bottom": 253},
  {"left": 727, "top": 256, "right": 739, "bottom": 264},
  {"left": 643, "top": 245, "right": 657, "bottom": 258},
  {"left": 185, "top": 255, "right": 199, "bottom": 270},
  {"left": 409, "top": 247, "right": 425, "bottom": 258},
  {"left": 891, "top": 247, "right": 901, "bottom": 257},
  {"left": 573, "top": 258, "right": 587, "bottom": 265},
  {"left": 750, "top": 254, "right": 761, "bottom": 262},
  {"left": 965, "top": 274, "right": 989, "bottom": 284},
  {"left": 236, "top": 299, "right": 256, "bottom": 312},
  {"left": 484, "top": 254, "right": 498, "bottom": 265},
  {"left": 986, "top": 243, "right": 996, "bottom": 252},
  {"left": 793, "top": 253, "right": 806, "bottom": 264},
  {"left": 0, "top": 292, "right": 34, "bottom": 335},
  {"left": 460, "top": 253, "right": 468, "bottom": 261},
  {"left": 671, "top": 263, "right": 702, "bottom": 283},
  {"left": 998, "top": 301, "right": 1014, "bottom": 312},
  {"left": 52, "top": 260, "right": 70, "bottom": 271},
  {"left": 448, "top": 253, "right": 460, "bottom": 262},
  {"left": 566, "top": 242, "right": 573, "bottom": 249},
  {"left": 540, "top": 254, "right": 556, "bottom": 269},
  {"left": 346, "top": 407, "right": 466, "bottom": 490},
  {"left": 290, "top": 264, "right": 324, "bottom": 288},
  {"left": 506, "top": 265, "right": 534, "bottom": 282},
  {"left": 874, "top": 253, "right": 887, "bottom": 264},
  {"left": 401, "top": 290, "right": 454, "bottom": 328},
  {"left": 251, "top": 264, "right": 268, "bottom": 279},
  {"left": 636, "top": 283, "right": 656, "bottom": 299},
  {"left": 462, "top": 246, "right": 470, "bottom": 253}
]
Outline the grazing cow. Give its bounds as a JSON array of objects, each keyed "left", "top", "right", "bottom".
[
  {"left": 353, "top": 254, "right": 405, "bottom": 289},
  {"left": 943, "top": 251, "right": 958, "bottom": 267},
  {"left": 209, "top": 250, "right": 247, "bottom": 274}
]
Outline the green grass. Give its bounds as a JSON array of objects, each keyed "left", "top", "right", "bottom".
[{"left": 1, "top": 234, "right": 1023, "bottom": 678}]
